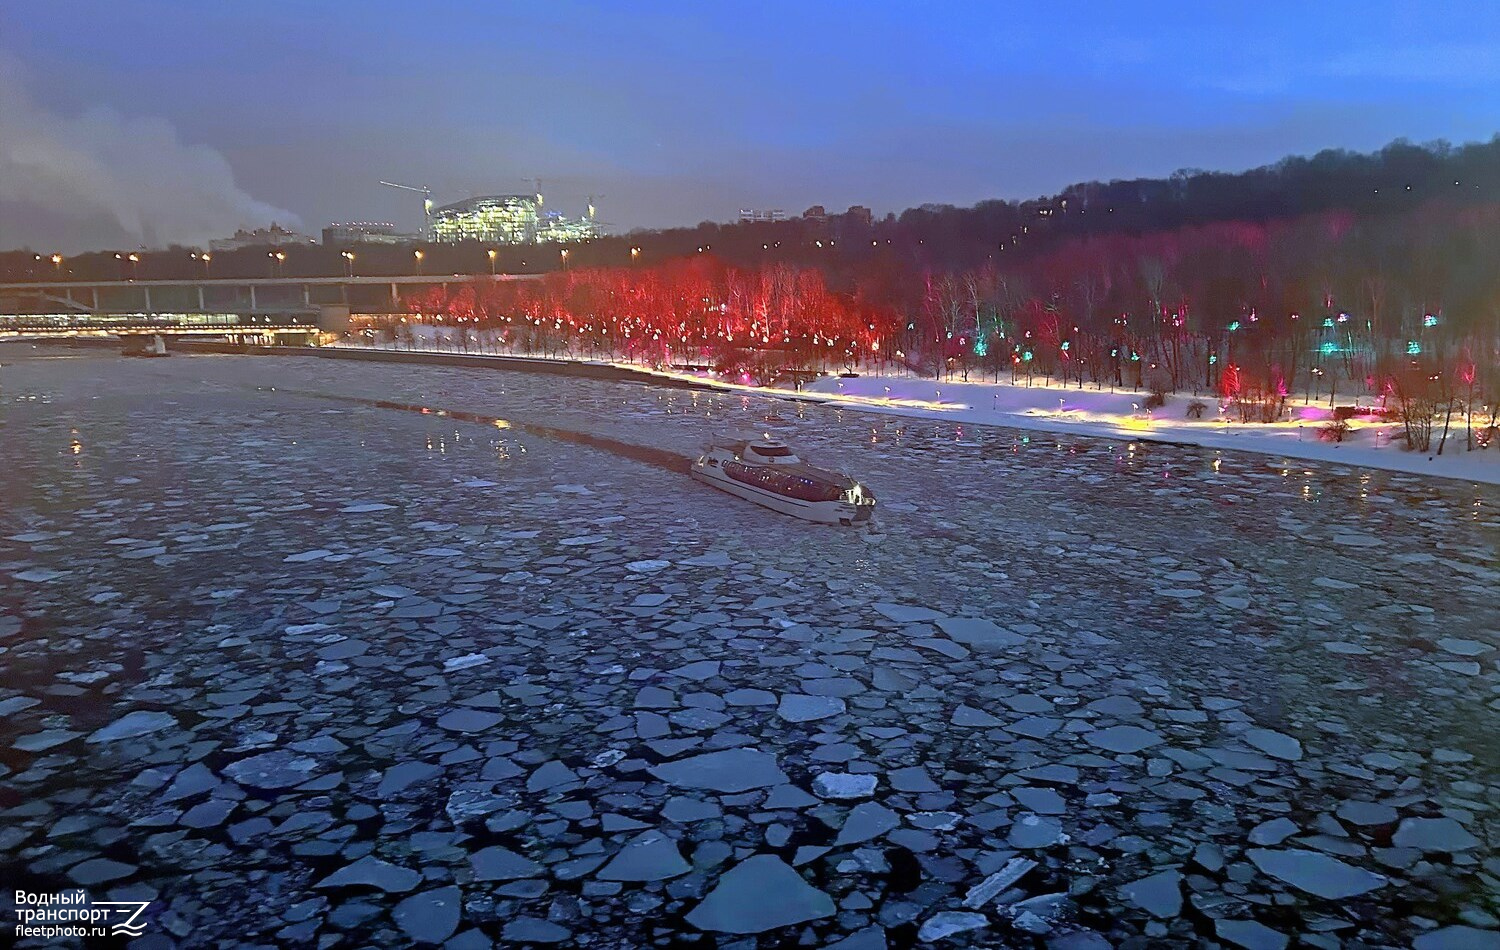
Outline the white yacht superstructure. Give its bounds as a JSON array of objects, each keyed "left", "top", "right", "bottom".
[{"left": 689, "top": 437, "right": 875, "bottom": 525}]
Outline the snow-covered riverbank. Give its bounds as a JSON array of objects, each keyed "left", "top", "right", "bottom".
[
  {"left": 327, "top": 338, "right": 1500, "bottom": 485},
  {"left": 792, "top": 374, "right": 1500, "bottom": 486}
]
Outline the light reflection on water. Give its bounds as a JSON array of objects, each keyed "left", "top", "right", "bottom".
[{"left": 250, "top": 362, "right": 1495, "bottom": 552}]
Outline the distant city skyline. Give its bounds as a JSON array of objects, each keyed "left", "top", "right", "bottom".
[{"left": 2, "top": 1, "right": 1498, "bottom": 251}]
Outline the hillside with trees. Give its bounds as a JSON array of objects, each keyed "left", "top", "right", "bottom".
[
  {"left": 6, "top": 137, "right": 1498, "bottom": 452},
  {"left": 384, "top": 139, "right": 1500, "bottom": 453}
]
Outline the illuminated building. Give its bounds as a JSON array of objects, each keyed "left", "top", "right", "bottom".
[
  {"left": 739, "top": 209, "right": 786, "bottom": 223},
  {"left": 430, "top": 195, "right": 600, "bottom": 244},
  {"left": 535, "top": 211, "right": 600, "bottom": 243},
  {"left": 431, "top": 195, "right": 538, "bottom": 244}
]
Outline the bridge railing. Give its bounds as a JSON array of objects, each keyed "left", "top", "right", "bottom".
[{"left": 0, "top": 312, "right": 319, "bottom": 330}]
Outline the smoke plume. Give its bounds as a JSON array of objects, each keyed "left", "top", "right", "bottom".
[{"left": 0, "top": 57, "right": 299, "bottom": 249}]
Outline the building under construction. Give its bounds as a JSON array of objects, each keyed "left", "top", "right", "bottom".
[
  {"left": 377, "top": 180, "right": 601, "bottom": 245},
  {"left": 428, "top": 194, "right": 600, "bottom": 245}
]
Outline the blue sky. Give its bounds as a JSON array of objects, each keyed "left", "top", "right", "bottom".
[{"left": 3, "top": 1, "right": 1497, "bottom": 249}]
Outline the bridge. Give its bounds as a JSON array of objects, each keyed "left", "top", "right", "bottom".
[{"left": 0, "top": 274, "right": 539, "bottom": 340}]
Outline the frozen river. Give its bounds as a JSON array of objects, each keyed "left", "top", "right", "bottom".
[{"left": 2, "top": 348, "right": 1497, "bottom": 948}]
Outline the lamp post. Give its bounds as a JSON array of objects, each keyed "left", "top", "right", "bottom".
[
  {"left": 50, "top": 253, "right": 63, "bottom": 276},
  {"left": 414, "top": 249, "right": 425, "bottom": 275},
  {"left": 560, "top": 248, "right": 569, "bottom": 270},
  {"left": 630, "top": 246, "right": 640, "bottom": 264},
  {"left": 487, "top": 248, "right": 497, "bottom": 275},
  {"left": 342, "top": 251, "right": 355, "bottom": 277}
]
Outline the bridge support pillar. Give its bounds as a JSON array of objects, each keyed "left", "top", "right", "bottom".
[
  {"left": 143, "top": 286, "right": 152, "bottom": 312},
  {"left": 197, "top": 286, "right": 205, "bottom": 312},
  {"left": 249, "top": 285, "right": 257, "bottom": 311}
]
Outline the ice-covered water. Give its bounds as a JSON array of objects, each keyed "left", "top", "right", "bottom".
[{"left": 1, "top": 348, "right": 1496, "bottom": 948}]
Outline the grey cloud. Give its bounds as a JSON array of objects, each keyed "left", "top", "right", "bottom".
[{"left": 0, "top": 56, "right": 298, "bottom": 251}]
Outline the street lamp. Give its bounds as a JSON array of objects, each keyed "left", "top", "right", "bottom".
[
  {"left": 50, "top": 253, "right": 63, "bottom": 275},
  {"left": 342, "top": 250, "right": 355, "bottom": 277},
  {"left": 630, "top": 246, "right": 640, "bottom": 263},
  {"left": 487, "top": 248, "right": 497, "bottom": 275},
  {"left": 560, "top": 248, "right": 569, "bottom": 269},
  {"left": 191, "top": 252, "right": 212, "bottom": 277},
  {"left": 414, "top": 249, "right": 425, "bottom": 274}
]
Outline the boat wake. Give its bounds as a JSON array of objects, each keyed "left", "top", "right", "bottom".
[{"left": 254, "top": 386, "right": 693, "bottom": 474}]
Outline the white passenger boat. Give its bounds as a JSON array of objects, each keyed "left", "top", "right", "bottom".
[{"left": 690, "top": 436, "right": 876, "bottom": 525}]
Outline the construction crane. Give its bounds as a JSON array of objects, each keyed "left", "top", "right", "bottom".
[
  {"left": 586, "top": 194, "right": 606, "bottom": 238},
  {"left": 379, "top": 180, "right": 433, "bottom": 236}
]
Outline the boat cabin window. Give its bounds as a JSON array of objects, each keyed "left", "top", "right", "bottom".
[
  {"left": 723, "top": 461, "right": 844, "bottom": 502},
  {"left": 750, "top": 445, "right": 794, "bottom": 457}
]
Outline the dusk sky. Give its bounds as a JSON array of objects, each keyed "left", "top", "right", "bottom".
[{"left": 2, "top": 1, "right": 1497, "bottom": 251}]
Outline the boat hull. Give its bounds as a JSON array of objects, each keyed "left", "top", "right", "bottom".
[{"left": 690, "top": 462, "right": 873, "bottom": 525}]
